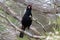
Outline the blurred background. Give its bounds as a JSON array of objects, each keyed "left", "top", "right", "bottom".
[{"left": 0, "top": 0, "right": 60, "bottom": 40}]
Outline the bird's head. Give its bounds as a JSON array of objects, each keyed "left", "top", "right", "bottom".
[{"left": 27, "top": 5, "right": 32, "bottom": 10}]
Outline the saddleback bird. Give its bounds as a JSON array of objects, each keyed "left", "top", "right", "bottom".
[{"left": 19, "top": 5, "right": 32, "bottom": 38}]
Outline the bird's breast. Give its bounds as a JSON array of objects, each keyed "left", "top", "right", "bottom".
[{"left": 22, "top": 15, "right": 32, "bottom": 21}]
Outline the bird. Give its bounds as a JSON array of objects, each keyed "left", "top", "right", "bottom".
[{"left": 19, "top": 5, "right": 32, "bottom": 38}]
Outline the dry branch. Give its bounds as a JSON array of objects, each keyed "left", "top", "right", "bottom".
[
  {"left": 0, "top": 2, "right": 20, "bottom": 21},
  {"left": 0, "top": 2, "right": 46, "bottom": 34},
  {"left": 0, "top": 14, "right": 46, "bottom": 39},
  {"left": 0, "top": 2, "right": 47, "bottom": 39}
]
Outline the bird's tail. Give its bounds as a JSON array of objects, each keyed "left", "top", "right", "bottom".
[{"left": 19, "top": 26, "right": 25, "bottom": 38}]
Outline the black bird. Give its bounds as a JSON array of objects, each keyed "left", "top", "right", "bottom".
[{"left": 19, "top": 5, "right": 32, "bottom": 38}]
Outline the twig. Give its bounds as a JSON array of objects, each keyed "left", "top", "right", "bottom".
[{"left": 32, "top": 17, "right": 46, "bottom": 32}]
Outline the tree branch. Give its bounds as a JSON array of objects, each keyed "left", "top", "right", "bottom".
[
  {"left": 0, "top": 14, "right": 46, "bottom": 39},
  {"left": 0, "top": 2, "right": 20, "bottom": 21},
  {"left": 0, "top": 2, "right": 46, "bottom": 34},
  {"left": 0, "top": 2, "right": 47, "bottom": 39},
  {"left": 32, "top": 17, "right": 46, "bottom": 32}
]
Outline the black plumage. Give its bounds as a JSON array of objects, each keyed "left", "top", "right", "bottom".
[{"left": 19, "top": 5, "right": 32, "bottom": 38}]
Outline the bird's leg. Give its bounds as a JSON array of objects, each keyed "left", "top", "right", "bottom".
[
  {"left": 21, "top": 26, "right": 26, "bottom": 31},
  {"left": 27, "top": 26, "right": 30, "bottom": 30}
]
